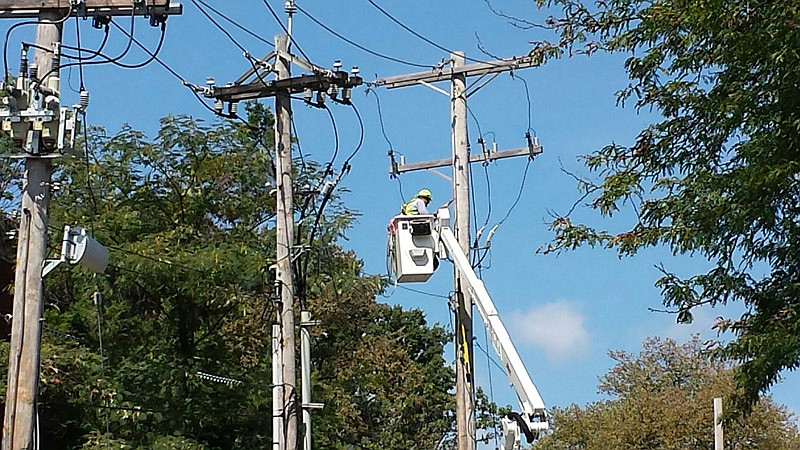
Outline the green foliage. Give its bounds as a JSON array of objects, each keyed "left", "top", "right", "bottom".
[
  {"left": 533, "top": 337, "right": 800, "bottom": 450},
  {"left": 534, "top": 0, "right": 800, "bottom": 410},
  {"left": 0, "top": 103, "right": 463, "bottom": 448}
]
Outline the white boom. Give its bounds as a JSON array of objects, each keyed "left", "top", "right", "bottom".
[{"left": 437, "top": 208, "right": 548, "bottom": 449}]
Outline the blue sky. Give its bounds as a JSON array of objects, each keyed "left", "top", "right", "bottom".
[{"left": 3, "top": 0, "right": 798, "bottom": 436}]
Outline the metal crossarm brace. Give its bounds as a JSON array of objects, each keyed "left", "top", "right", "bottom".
[
  {"left": 373, "top": 55, "right": 541, "bottom": 89},
  {"left": 211, "top": 71, "right": 363, "bottom": 102},
  {"left": 0, "top": 0, "right": 183, "bottom": 19},
  {"left": 391, "top": 145, "right": 543, "bottom": 175}
]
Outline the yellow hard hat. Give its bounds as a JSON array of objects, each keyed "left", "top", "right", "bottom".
[{"left": 417, "top": 189, "right": 432, "bottom": 199}]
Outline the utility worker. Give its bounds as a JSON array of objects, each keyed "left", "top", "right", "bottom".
[{"left": 401, "top": 189, "right": 433, "bottom": 215}]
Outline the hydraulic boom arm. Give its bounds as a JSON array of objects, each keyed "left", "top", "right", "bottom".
[{"left": 437, "top": 209, "right": 548, "bottom": 449}]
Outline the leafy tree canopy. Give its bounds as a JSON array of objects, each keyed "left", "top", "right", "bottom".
[
  {"left": 0, "top": 104, "right": 468, "bottom": 448},
  {"left": 529, "top": 0, "right": 800, "bottom": 410},
  {"left": 533, "top": 337, "right": 800, "bottom": 450}
]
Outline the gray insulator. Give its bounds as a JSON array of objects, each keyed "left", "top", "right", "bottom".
[
  {"left": 79, "top": 90, "right": 89, "bottom": 110},
  {"left": 229, "top": 102, "right": 238, "bottom": 115},
  {"left": 29, "top": 64, "right": 38, "bottom": 81},
  {"left": 214, "top": 99, "right": 223, "bottom": 113}
]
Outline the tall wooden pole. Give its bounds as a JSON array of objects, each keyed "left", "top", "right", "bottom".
[
  {"left": 3, "top": 11, "right": 60, "bottom": 450},
  {"left": 452, "top": 51, "right": 475, "bottom": 450},
  {"left": 714, "top": 397, "right": 724, "bottom": 450},
  {"left": 274, "top": 34, "right": 297, "bottom": 450}
]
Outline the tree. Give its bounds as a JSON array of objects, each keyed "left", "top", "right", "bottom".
[
  {"left": 528, "top": 0, "right": 800, "bottom": 410},
  {"left": 533, "top": 337, "right": 800, "bottom": 450},
  {"left": 0, "top": 104, "right": 466, "bottom": 448}
]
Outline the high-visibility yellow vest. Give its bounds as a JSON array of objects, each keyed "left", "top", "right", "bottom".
[{"left": 401, "top": 198, "right": 422, "bottom": 215}]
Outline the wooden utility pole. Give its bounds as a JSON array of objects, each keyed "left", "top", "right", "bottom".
[
  {"left": 375, "top": 52, "right": 543, "bottom": 450},
  {"left": 3, "top": 13, "right": 60, "bottom": 450},
  {"left": 0, "top": 3, "right": 181, "bottom": 449},
  {"left": 714, "top": 397, "right": 724, "bottom": 450},
  {"left": 450, "top": 52, "right": 475, "bottom": 450},
  {"left": 273, "top": 33, "right": 297, "bottom": 450},
  {"left": 208, "top": 35, "right": 361, "bottom": 449}
]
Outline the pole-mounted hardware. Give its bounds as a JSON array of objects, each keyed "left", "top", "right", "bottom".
[
  {"left": 42, "top": 225, "right": 109, "bottom": 277},
  {"left": 199, "top": 51, "right": 363, "bottom": 114},
  {"left": 1, "top": 43, "right": 84, "bottom": 156}
]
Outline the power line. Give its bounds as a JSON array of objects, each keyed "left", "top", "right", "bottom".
[
  {"left": 105, "top": 19, "right": 231, "bottom": 119},
  {"left": 364, "top": 0, "right": 496, "bottom": 65},
  {"left": 191, "top": 0, "right": 253, "bottom": 55},
  {"left": 2, "top": 6, "right": 74, "bottom": 88},
  {"left": 259, "top": 0, "right": 315, "bottom": 68},
  {"left": 366, "top": 87, "right": 406, "bottom": 203},
  {"left": 398, "top": 284, "right": 450, "bottom": 299},
  {"left": 321, "top": 104, "right": 340, "bottom": 168},
  {"left": 294, "top": 3, "right": 433, "bottom": 69},
  {"left": 191, "top": 0, "right": 274, "bottom": 48},
  {"left": 343, "top": 101, "right": 365, "bottom": 165},
  {"left": 364, "top": 0, "right": 455, "bottom": 56}
]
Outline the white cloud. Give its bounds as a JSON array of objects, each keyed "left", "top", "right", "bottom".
[{"left": 507, "top": 301, "right": 590, "bottom": 362}]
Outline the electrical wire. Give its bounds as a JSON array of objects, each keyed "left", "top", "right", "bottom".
[
  {"left": 259, "top": 0, "right": 315, "bottom": 68},
  {"left": 190, "top": 0, "right": 273, "bottom": 89},
  {"left": 367, "top": 88, "right": 394, "bottom": 151},
  {"left": 364, "top": 0, "right": 497, "bottom": 65},
  {"left": 342, "top": 101, "right": 365, "bottom": 165},
  {"left": 66, "top": 25, "right": 111, "bottom": 62},
  {"left": 93, "top": 291, "right": 110, "bottom": 433},
  {"left": 81, "top": 114, "right": 99, "bottom": 234},
  {"left": 511, "top": 71, "right": 535, "bottom": 135},
  {"left": 321, "top": 104, "right": 340, "bottom": 168},
  {"left": 105, "top": 21, "right": 166, "bottom": 69},
  {"left": 2, "top": 6, "right": 74, "bottom": 86},
  {"left": 397, "top": 285, "right": 450, "bottom": 299},
  {"left": 104, "top": 244, "right": 209, "bottom": 275},
  {"left": 73, "top": 16, "right": 86, "bottom": 91},
  {"left": 493, "top": 72, "right": 536, "bottom": 227},
  {"left": 294, "top": 3, "right": 433, "bottom": 69},
  {"left": 104, "top": 19, "right": 231, "bottom": 119},
  {"left": 366, "top": 87, "right": 406, "bottom": 203},
  {"left": 483, "top": 324, "right": 500, "bottom": 449},
  {"left": 364, "top": 0, "right": 455, "bottom": 55},
  {"left": 495, "top": 158, "right": 532, "bottom": 227},
  {"left": 36, "top": 8, "right": 138, "bottom": 82},
  {"left": 191, "top": 0, "right": 274, "bottom": 48}
]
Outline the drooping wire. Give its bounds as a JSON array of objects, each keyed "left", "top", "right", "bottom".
[
  {"left": 192, "top": 0, "right": 274, "bottom": 48},
  {"left": 191, "top": 0, "right": 253, "bottom": 55},
  {"left": 105, "top": 19, "right": 231, "bottom": 118},
  {"left": 81, "top": 116, "right": 98, "bottom": 234},
  {"left": 43, "top": 8, "right": 141, "bottom": 80},
  {"left": 290, "top": 113, "right": 309, "bottom": 177},
  {"left": 259, "top": 0, "right": 315, "bottom": 68},
  {"left": 2, "top": 6, "right": 74, "bottom": 86},
  {"left": 295, "top": 3, "right": 433, "bottom": 69},
  {"left": 494, "top": 71, "right": 536, "bottom": 227},
  {"left": 364, "top": 0, "right": 455, "bottom": 55},
  {"left": 495, "top": 159, "right": 531, "bottom": 228},
  {"left": 367, "top": 87, "right": 406, "bottom": 203},
  {"left": 397, "top": 285, "right": 450, "bottom": 299},
  {"left": 467, "top": 107, "right": 494, "bottom": 237},
  {"left": 342, "top": 101, "right": 365, "bottom": 165},
  {"left": 483, "top": 324, "right": 500, "bottom": 448},
  {"left": 511, "top": 71, "right": 535, "bottom": 135},
  {"left": 93, "top": 291, "right": 110, "bottom": 433},
  {"left": 190, "top": 0, "right": 272, "bottom": 88},
  {"left": 367, "top": 88, "right": 394, "bottom": 151},
  {"left": 320, "top": 104, "right": 340, "bottom": 168},
  {"left": 62, "top": 23, "right": 111, "bottom": 93},
  {"left": 364, "top": 0, "right": 496, "bottom": 65},
  {"left": 104, "top": 21, "right": 166, "bottom": 69},
  {"left": 73, "top": 16, "right": 86, "bottom": 91}
]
